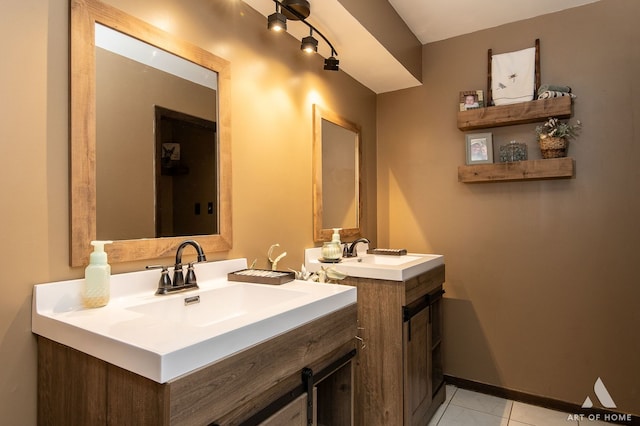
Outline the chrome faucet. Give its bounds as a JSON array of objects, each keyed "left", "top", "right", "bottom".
[
  {"left": 343, "top": 238, "right": 370, "bottom": 258},
  {"left": 147, "top": 239, "right": 207, "bottom": 295}
]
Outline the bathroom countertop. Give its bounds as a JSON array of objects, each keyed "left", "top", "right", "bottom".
[
  {"left": 32, "top": 258, "right": 356, "bottom": 383},
  {"left": 305, "top": 247, "right": 444, "bottom": 281}
]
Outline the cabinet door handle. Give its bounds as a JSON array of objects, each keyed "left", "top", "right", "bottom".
[
  {"left": 404, "top": 287, "right": 444, "bottom": 339},
  {"left": 403, "top": 295, "right": 429, "bottom": 322},
  {"left": 302, "top": 367, "right": 313, "bottom": 425}
]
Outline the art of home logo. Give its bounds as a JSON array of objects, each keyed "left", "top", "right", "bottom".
[
  {"left": 567, "top": 377, "right": 632, "bottom": 423},
  {"left": 581, "top": 377, "right": 616, "bottom": 409}
]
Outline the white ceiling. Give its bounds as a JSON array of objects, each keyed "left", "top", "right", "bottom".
[
  {"left": 244, "top": 0, "right": 600, "bottom": 93},
  {"left": 389, "top": 0, "right": 600, "bottom": 44}
]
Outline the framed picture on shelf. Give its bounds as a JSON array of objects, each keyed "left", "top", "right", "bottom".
[
  {"left": 459, "top": 90, "right": 484, "bottom": 111},
  {"left": 465, "top": 133, "right": 493, "bottom": 165}
]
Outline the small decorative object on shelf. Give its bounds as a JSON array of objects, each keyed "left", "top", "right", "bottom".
[
  {"left": 536, "top": 117, "right": 581, "bottom": 159},
  {"left": 465, "top": 132, "right": 493, "bottom": 165},
  {"left": 459, "top": 90, "right": 484, "bottom": 111},
  {"left": 536, "top": 84, "right": 574, "bottom": 99},
  {"left": 499, "top": 140, "right": 528, "bottom": 162}
]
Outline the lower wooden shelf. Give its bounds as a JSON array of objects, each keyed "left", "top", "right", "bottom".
[{"left": 458, "top": 157, "right": 575, "bottom": 183}]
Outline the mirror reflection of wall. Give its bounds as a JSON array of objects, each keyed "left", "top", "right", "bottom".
[
  {"left": 321, "top": 119, "right": 358, "bottom": 230},
  {"left": 95, "top": 24, "right": 218, "bottom": 241}
]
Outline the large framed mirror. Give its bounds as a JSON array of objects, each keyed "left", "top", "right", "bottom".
[
  {"left": 70, "top": 0, "right": 231, "bottom": 266},
  {"left": 312, "top": 105, "right": 362, "bottom": 242}
]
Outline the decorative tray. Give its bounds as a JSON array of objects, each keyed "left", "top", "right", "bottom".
[
  {"left": 228, "top": 269, "right": 295, "bottom": 285},
  {"left": 367, "top": 248, "right": 408, "bottom": 256}
]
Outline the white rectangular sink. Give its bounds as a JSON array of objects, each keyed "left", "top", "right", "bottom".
[
  {"left": 32, "top": 258, "right": 356, "bottom": 383},
  {"left": 305, "top": 247, "right": 443, "bottom": 281},
  {"left": 125, "top": 283, "right": 306, "bottom": 328}
]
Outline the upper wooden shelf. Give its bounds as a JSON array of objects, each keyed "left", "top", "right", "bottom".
[
  {"left": 457, "top": 96, "right": 572, "bottom": 131},
  {"left": 458, "top": 157, "right": 575, "bottom": 183}
]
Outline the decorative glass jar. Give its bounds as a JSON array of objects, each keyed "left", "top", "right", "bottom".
[{"left": 499, "top": 140, "right": 528, "bottom": 162}]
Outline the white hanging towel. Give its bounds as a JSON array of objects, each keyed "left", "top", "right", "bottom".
[{"left": 491, "top": 47, "right": 536, "bottom": 106}]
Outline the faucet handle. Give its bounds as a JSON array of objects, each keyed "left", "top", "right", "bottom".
[
  {"left": 185, "top": 262, "right": 198, "bottom": 285},
  {"left": 146, "top": 265, "right": 172, "bottom": 289}
]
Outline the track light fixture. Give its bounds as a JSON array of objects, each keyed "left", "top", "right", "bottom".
[
  {"left": 301, "top": 30, "right": 318, "bottom": 53},
  {"left": 267, "top": 4, "right": 287, "bottom": 32},
  {"left": 324, "top": 51, "right": 339, "bottom": 71},
  {"left": 267, "top": 0, "right": 339, "bottom": 71}
]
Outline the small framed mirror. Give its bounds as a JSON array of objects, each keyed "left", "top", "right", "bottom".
[{"left": 312, "top": 104, "right": 362, "bottom": 242}]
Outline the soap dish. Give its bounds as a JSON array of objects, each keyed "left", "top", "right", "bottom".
[
  {"left": 228, "top": 269, "right": 295, "bottom": 285},
  {"left": 367, "top": 248, "right": 408, "bottom": 256}
]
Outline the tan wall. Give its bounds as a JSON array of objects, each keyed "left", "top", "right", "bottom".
[
  {"left": 0, "top": 0, "right": 376, "bottom": 423},
  {"left": 377, "top": 0, "right": 639, "bottom": 415}
]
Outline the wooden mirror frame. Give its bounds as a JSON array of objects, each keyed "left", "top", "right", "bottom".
[
  {"left": 312, "top": 104, "right": 362, "bottom": 242},
  {"left": 70, "top": 0, "right": 232, "bottom": 266}
]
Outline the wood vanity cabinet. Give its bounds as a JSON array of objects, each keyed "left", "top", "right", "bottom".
[
  {"left": 37, "top": 304, "right": 357, "bottom": 426},
  {"left": 342, "top": 264, "right": 445, "bottom": 426}
]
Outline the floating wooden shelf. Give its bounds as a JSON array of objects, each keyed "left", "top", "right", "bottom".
[
  {"left": 458, "top": 157, "right": 575, "bottom": 183},
  {"left": 457, "top": 97, "right": 572, "bottom": 131}
]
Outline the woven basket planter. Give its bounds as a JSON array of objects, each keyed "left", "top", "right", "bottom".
[{"left": 539, "top": 136, "right": 568, "bottom": 159}]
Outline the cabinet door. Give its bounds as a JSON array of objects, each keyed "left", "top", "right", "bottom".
[
  {"left": 315, "top": 360, "right": 353, "bottom": 426},
  {"left": 404, "top": 306, "right": 432, "bottom": 426},
  {"left": 260, "top": 394, "right": 307, "bottom": 426}
]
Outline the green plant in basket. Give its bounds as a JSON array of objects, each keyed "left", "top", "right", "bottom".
[{"left": 536, "top": 117, "right": 581, "bottom": 140}]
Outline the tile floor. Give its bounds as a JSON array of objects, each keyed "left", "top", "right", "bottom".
[{"left": 428, "top": 385, "right": 616, "bottom": 426}]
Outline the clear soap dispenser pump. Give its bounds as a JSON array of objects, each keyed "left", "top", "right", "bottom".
[{"left": 83, "top": 240, "right": 113, "bottom": 308}]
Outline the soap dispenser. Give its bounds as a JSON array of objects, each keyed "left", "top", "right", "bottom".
[
  {"left": 321, "top": 228, "right": 342, "bottom": 261},
  {"left": 83, "top": 240, "right": 113, "bottom": 308}
]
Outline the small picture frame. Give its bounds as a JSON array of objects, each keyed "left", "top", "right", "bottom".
[
  {"left": 465, "top": 133, "right": 493, "bottom": 165},
  {"left": 459, "top": 90, "right": 484, "bottom": 111},
  {"left": 162, "top": 142, "right": 181, "bottom": 160}
]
